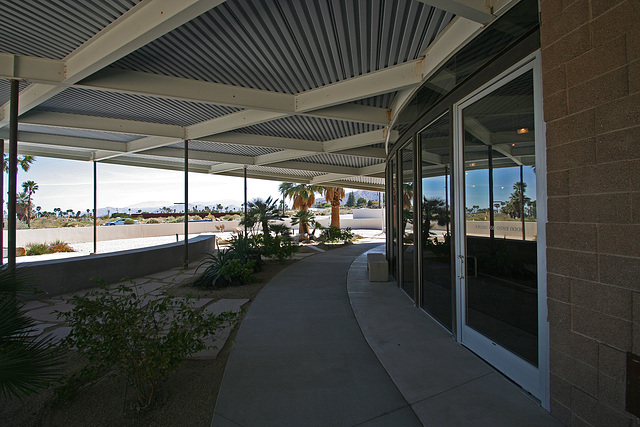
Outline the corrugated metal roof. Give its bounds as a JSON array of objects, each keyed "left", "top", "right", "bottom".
[
  {"left": 112, "top": 0, "right": 453, "bottom": 93},
  {"left": 299, "top": 153, "right": 384, "bottom": 168},
  {"left": 341, "top": 176, "right": 385, "bottom": 185},
  {"left": 0, "top": 80, "right": 32, "bottom": 106},
  {"left": 19, "top": 123, "right": 140, "bottom": 142},
  {"left": 248, "top": 165, "right": 325, "bottom": 178},
  {"left": 238, "top": 115, "right": 383, "bottom": 142},
  {"left": 0, "top": 0, "right": 141, "bottom": 59},
  {"left": 35, "top": 88, "right": 241, "bottom": 127},
  {"left": 353, "top": 93, "right": 397, "bottom": 108},
  {"left": 169, "top": 140, "right": 282, "bottom": 157}
]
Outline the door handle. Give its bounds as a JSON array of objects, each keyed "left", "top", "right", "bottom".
[{"left": 457, "top": 255, "right": 465, "bottom": 280}]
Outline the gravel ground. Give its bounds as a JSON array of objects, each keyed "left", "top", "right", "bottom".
[{"left": 9, "top": 229, "right": 385, "bottom": 264}]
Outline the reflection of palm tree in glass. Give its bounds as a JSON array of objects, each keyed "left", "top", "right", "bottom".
[
  {"left": 401, "top": 183, "right": 414, "bottom": 234},
  {"left": 502, "top": 182, "right": 531, "bottom": 219}
]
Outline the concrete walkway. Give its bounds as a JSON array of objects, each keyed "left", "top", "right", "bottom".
[{"left": 212, "top": 243, "right": 561, "bottom": 427}]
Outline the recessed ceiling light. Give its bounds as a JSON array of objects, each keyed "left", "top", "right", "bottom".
[{"left": 517, "top": 128, "right": 529, "bottom": 134}]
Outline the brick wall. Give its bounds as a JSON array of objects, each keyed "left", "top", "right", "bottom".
[{"left": 541, "top": 0, "right": 640, "bottom": 425}]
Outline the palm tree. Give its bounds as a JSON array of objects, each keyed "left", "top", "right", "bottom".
[
  {"left": 241, "top": 197, "right": 282, "bottom": 237},
  {"left": 0, "top": 266, "right": 62, "bottom": 398},
  {"left": 16, "top": 192, "right": 29, "bottom": 222},
  {"left": 21, "top": 181, "right": 38, "bottom": 228},
  {"left": 3, "top": 154, "right": 35, "bottom": 173},
  {"left": 279, "top": 183, "right": 323, "bottom": 234},
  {"left": 323, "top": 187, "right": 345, "bottom": 228},
  {"left": 291, "top": 210, "right": 318, "bottom": 236}
]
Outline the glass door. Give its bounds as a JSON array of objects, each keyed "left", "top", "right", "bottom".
[
  {"left": 454, "top": 59, "right": 544, "bottom": 399},
  {"left": 419, "top": 114, "right": 453, "bottom": 331}
]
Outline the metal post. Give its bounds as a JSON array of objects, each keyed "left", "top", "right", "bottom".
[
  {"left": 8, "top": 80, "right": 18, "bottom": 270},
  {"left": 520, "top": 165, "right": 525, "bottom": 241},
  {"left": 93, "top": 160, "right": 97, "bottom": 254},
  {"left": 487, "top": 146, "right": 495, "bottom": 249},
  {"left": 184, "top": 140, "right": 189, "bottom": 268},
  {"left": 0, "top": 139, "right": 3, "bottom": 265},
  {"left": 243, "top": 166, "right": 248, "bottom": 236}
]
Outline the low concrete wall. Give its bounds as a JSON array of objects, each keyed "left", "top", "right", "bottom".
[
  {"left": 353, "top": 208, "right": 383, "bottom": 219},
  {"left": 7, "top": 221, "right": 240, "bottom": 246},
  {"left": 19, "top": 235, "right": 215, "bottom": 299}
]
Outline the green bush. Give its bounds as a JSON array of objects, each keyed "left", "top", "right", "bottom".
[
  {"left": 26, "top": 240, "right": 75, "bottom": 255},
  {"left": 228, "top": 234, "right": 263, "bottom": 271},
  {"left": 146, "top": 218, "right": 159, "bottom": 224},
  {"left": 56, "top": 282, "right": 239, "bottom": 407},
  {"left": 26, "top": 243, "right": 49, "bottom": 256},
  {"left": 48, "top": 240, "right": 75, "bottom": 253},
  {"left": 260, "top": 234, "right": 298, "bottom": 261},
  {"left": 124, "top": 218, "right": 136, "bottom": 225},
  {"left": 318, "top": 226, "right": 354, "bottom": 243},
  {"left": 193, "top": 250, "right": 256, "bottom": 288},
  {"left": 0, "top": 266, "right": 63, "bottom": 398}
]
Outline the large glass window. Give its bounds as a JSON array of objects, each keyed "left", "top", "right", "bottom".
[
  {"left": 400, "top": 144, "right": 415, "bottom": 300},
  {"left": 420, "top": 114, "right": 453, "bottom": 331}
]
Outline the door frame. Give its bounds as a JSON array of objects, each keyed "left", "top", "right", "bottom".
[{"left": 452, "top": 51, "right": 548, "bottom": 407}]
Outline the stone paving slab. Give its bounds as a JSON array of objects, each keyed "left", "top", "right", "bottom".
[
  {"left": 145, "top": 270, "right": 181, "bottom": 280},
  {"left": 26, "top": 302, "right": 74, "bottom": 323},
  {"left": 188, "top": 324, "right": 234, "bottom": 360},
  {"left": 22, "top": 300, "right": 48, "bottom": 311},
  {"left": 26, "top": 323, "right": 57, "bottom": 337},
  {"left": 48, "top": 326, "right": 72, "bottom": 344},
  {"left": 204, "top": 299, "right": 249, "bottom": 316}
]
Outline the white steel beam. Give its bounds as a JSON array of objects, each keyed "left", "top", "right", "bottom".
[
  {"left": 265, "top": 161, "right": 359, "bottom": 176},
  {"left": 0, "top": 0, "right": 226, "bottom": 125},
  {"left": 78, "top": 68, "right": 295, "bottom": 113},
  {"left": 306, "top": 104, "right": 390, "bottom": 126},
  {"left": 186, "top": 110, "right": 287, "bottom": 140},
  {"left": 295, "top": 59, "right": 424, "bottom": 113},
  {"left": 323, "top": 129, "right": 393, "bottom": 152},
  {"left": 310, "top": 163, "right": 386, "bottom": 185},
  {"left": 415, "top": 0, "right": 494, "bottom": 24},
  {"left": 203, "top": 132, "right": 324, "bottom": 152},
  {"left": 144, "top": 147, "right": 252, "bottom": 165},
  {"left": 20, "top": 111, "right": 183, "bottom": 138},
  {"left": 0, "top": 54, "right": 64, "bottom": 83},
  {"left": 0, "top": 129, "right": 126, "bottom": 153}
]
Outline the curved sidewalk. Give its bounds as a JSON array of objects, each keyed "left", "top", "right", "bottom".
[{"left": 212, "top": 243, "right": 560, "bottom": 427}]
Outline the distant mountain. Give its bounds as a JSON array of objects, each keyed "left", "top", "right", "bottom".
[
  {"left": 345, "top": 190, "right": 381, "bottom": 201},
  {"left": 96, "top": 199, "right": 243, "bottom": 216}
]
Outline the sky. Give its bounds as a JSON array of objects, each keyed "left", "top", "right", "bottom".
[{"left": 5, "top": 156, "right": 287, "bottom": 213}]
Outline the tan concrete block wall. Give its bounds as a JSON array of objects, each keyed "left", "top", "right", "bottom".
[{"left": 541, "top": 0, "right": 640, "bottom": 425}]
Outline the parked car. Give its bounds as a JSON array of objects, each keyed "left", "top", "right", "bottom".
[{"left": 104, "top": 219, "right": 126, "bottom": 226}]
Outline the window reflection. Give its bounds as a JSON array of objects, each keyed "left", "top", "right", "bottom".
[
  {"left": 420, "top": 114, "right": 453, "bottom": 331},
  {"left": 463, "top": 70, "right": 538, "bottom": 365}
]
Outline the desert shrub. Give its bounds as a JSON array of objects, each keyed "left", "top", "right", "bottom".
[
  {"left": 318, "top": 226, "right": 354, "bottom": 243},
  {"left": 16, "top": 219, "right": 28, "bottom": 230},
  {"left": 48, "top": 240, "right": 75, "bottom": 253},
  {"left": 0, "top": 266, "right": 63, "bottom": 398},
  {"left": 193, "top": 250, "right": 256, "bottom": 288},
  {"left": 228, "top": 234, "right": 262, "bottom": 270},
  {"left": 124, "top": 218, "right": 135, "bottom": 225},
  {"left": 269, "top": 223, "right": 290, "bottom": 238},
  {"left": 146, "top": 218, "right": 159, "bottom": 224},
  {"left": 26, "top": 243, "right": 49, "bottom": 256},
  {"left": 262, "top": 235, "right": 298, "bottom": 261},
  {"left": 56, "top": 282, "right": 239, "bottom": 407},
  {"left": 26, "top": 240, "right": 75, "bottom": 255},
  {"left": 165, "top": 216, "right": 177, "bottom": 223}
]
